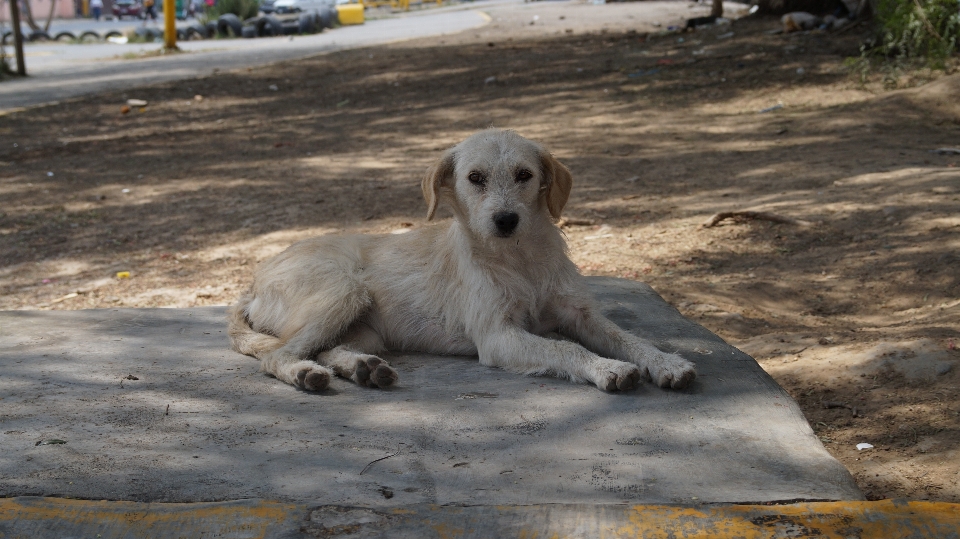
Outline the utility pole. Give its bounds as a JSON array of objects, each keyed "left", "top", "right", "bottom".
[
  {"left": 163, "top": 0, "right": 176, "bottom": 50},
  {"left": 9, "top": 0, "right": 26, "bottom": 75}
]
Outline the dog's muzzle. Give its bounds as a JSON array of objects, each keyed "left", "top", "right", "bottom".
[{"left": 493, "top": 212, "right": 520, "bottom": 237}]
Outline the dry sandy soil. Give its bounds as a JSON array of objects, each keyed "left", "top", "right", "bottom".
[{"left": 2, "top": 0, "right": 959, "bottom": 502}]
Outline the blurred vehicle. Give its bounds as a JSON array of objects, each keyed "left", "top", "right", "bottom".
[
  {"left": 272, "top": 0, "right": 332, "bottom": 14},
  {"left": 112, "top": 0, "right": 143, "bottom": 19},
  {"left": 260, "top": 0, "right": 276, "bottom": 13}
]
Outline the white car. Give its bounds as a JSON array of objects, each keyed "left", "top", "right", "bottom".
[{"left": 272, "top": 0, "right": 335, "bottom": 14}]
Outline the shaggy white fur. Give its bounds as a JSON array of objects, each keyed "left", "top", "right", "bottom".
[{"left": 228, "top": 129, "right": 697, "bottom": 392}]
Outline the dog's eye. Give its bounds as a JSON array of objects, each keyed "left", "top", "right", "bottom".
[
  {"left": 468, "top": 171, "right": 485, "bottom": 186},
  {"left": 516, "top": 169, "right": 533, "bottom": 182}
]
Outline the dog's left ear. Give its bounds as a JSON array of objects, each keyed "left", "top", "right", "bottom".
[
  {"left": 540, "top": 152, "right": 573, "bottom": 220},
  {"left": 422, "top": 150, "right": 455, "bottom": 221}
]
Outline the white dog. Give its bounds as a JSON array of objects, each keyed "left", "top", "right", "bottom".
[{"left": 228, "top": 129, "right": 696, "bottom": 392}]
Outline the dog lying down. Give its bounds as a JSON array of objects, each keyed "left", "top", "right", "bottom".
[{"left": 228, "top": 129, "right": 696, "bottom": 392}]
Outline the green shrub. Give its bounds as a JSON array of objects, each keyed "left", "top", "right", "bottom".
[
  {"left": 873, "top": 0, "right": 960, "bottom": 64},
  {"left": 205, "top": 0, "right": 260, "bottom": 20}
]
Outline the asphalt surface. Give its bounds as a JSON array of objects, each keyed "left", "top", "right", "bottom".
[{"left": 0, "top": 3, "right": 495, "bottom": 111}]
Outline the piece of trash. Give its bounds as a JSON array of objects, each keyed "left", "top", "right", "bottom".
[
  {"left": 42, "top": 278, "right": 52, "bottom": 284},
  {"left": 484, "top": 76, "right": 497, "bottom": 85},
  {"left": 126, "top": 99, "right": 148, "bottom": 107},
  {"left": 930, "top": 148, "right": 960, "bottom": 155},
  {"left": 120, "top": 105, "right": 131, "bottom": 115},
  {"left": 759, "top": 103, "right": 784, "bottom": 113},
  {"left": 796, "top": 67, "right": 805, "bottom": 75},
  {"left": 116, "top": 271, "right": 131, "bottom": 279},
  {"left": 35, "top": 439, "right": 67, "bottom": 446},
  {"left": 194, "top": 94, "right": 204, "bottom": 101},
  {"left": 748, "top": 4, "right": 759, "bottom": 14},
  {"left": 46, "top": 171, "right": 54, "bottom": 177},
  {"left": 627, "top": 69, "right": 660, "bottom": 78},
  {"left": 782, "top": 12, "right": 821, "bottom": 32},
  {"left": 716, "top": 31, "right": 735, "bottom": 39},
  {"left": 856, "top": 443, "right": 874, "bottom": 451},
  {"left": 624, "top": 175, "right": 640, "bottom": 182},
  {"left": 455, "top": 392, "right": 499, "bottom": 400},
  {"left": 107, "top": 35, "right": 128, "bottom": 44},
  {"left": 121, "top": 188, "right": 130, "bottom": 194},
  {"left": 268, "top": 84, "right": 279, "bottom": 91}
]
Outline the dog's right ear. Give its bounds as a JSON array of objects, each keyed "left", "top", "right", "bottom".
[{"left": 421, "top": 150, "right": 455, "bottom": 221}]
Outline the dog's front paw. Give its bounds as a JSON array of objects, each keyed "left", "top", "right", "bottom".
[
  {"left": 648, "top": 353, "right": 696, "bottom": 389},
  {"left": 355, "top": 356, "right": 398, "bottom": 389},
  {"left": 596, "top": 361, "right": 642, "bottom": 392}
]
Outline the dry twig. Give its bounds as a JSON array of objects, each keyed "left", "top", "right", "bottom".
[
  {"left": 557, "top": 217, "right": 596, "bottom": 228},
  {"left": 360, "top": 443, "right": 404, "bottom": 475},
  {"left": 701, "top": 211, "right": 813, "bottom": 228}
]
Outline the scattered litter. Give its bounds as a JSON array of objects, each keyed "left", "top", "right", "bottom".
[
  {"left": 759, "top": 103, "right": 784, "bottom": 113},
  {"left": 856, "top": 443, "right": 874, "bottom": 451},
  {"left": 685, "top": 16, "right": 717, "bottom": 30},
  {"left": 116, "top": 271, "right": 131, "bottom": 279},
  {"left": 268, "top": 84, "right": 279, "bottom": 91},
  {"left": 121, "top": 188, "right": 130, "bottom": 193},
  {"left": 107, "top": 35, "right": 128, "bottom": 44},
  {"left": 748, "top": 4, "right": 759, "bottom": 14},
  {"left": 716, "top": 32, "right": 734, "bottom": 39},
  {"left": 194, "top": 94, "right": 204, "bottom": 101},
  {"left": 796, "top": 67, "right": 805, "bottom": 75},
  {"left": 42, "top": 279, "right": 52, "bottom": 284},
  {"left": 126, "top": 99, "right": 148, "bottom": 107},
  {"left": 782, "top": 12, "right": 821, "bottom": 32},
  {"left": 35, "top": 439, "right": 67, "bottom": 446},
  {"left": 484, "top": 76, "right": 497, "bottom": 85},
  {"left": 455, "top": 392, "right": 499, "bottom": 400},
  {"left": 360, "top": 443, "right": 404, "bottom": 475},
  {"left": 46, "top": 171, "right": 54, "bottom": 177},
  {"left": 930, "top": 148, "right": 960, "bottom": 155}
]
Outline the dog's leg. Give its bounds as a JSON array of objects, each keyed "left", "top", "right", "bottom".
[
  {"left": 477, "top": 327, "right": 642, "bottom": 391},
  {"left": 557, "top": 305, "right": 696, "bottom": 389},
  {"left": 316, "top": 322, "right": 398, "bottom": 388},
  {"left": 259, "top": 323, "right": 339, "bottom": 392}
]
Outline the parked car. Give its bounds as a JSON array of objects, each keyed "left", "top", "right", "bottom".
[
  {"left": 112, "top": 0, "right": 143, "bottom": 19},
  {"left": 272, "top": 0, "right": 333, "bottom": 15},
  {"left": 260, "top": 0, "right": 276, "bottom": 13}
]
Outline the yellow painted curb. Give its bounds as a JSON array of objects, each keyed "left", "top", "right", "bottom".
[{"left": 1, "top": 498, "right": 958, "bottom": 538}]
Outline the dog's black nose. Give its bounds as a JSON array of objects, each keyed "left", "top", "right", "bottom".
[{"left": 493, "top": 212, "right": 520, "bottom": 236}]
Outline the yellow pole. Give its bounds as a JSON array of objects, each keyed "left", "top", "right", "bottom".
[{"left": 163, "top": 0, "right": 176, "bottom": 49}]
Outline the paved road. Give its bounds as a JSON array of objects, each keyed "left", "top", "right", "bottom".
[{"left": 0, "top": 4, "right": 494, "bottom": 111}]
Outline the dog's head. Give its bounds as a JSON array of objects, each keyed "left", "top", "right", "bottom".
[{"left": 421, "top": 129, "right": 572, "bottom": 240}]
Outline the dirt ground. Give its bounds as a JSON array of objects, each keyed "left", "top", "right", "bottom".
[{"left": 2, "top": 0, "right": 959, "bottom": 503}]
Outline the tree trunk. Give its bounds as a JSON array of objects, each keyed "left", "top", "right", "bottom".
[
  {"left": 43, "top": 0, "right": 57, "bottom": 32},
  {"left": 711, "top": 0, "right": 723, "bottom": 18}
]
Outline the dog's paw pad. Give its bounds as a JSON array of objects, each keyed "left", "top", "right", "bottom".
[
  {"left": 653, "top": 355, "right": 696, "bottom": 389},
  {"left": 599, "top": 364, "right": 641, "bottom": 392},
  {"left": 297, "top": 368, "right": 330, "bottom": 391},
  {"left": 370, "top": 364, "right": 398, "bottom": 388},
  {"left": 354, "top": 356, "right": 395, "bottom": 388}
]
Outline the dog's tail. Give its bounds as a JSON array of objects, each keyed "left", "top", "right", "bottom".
[{"left": 228, "top": 293, "right": 283, "bottom": 359}]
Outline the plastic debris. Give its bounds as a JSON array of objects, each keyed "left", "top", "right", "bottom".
[
  {"left": 930, "top": 148, "right": 960, "bottom": 155},
  {"left": 116, "top": 271, "right": 131, "bottom": 279},
  {"left": 268, "top": 84, "right": 279, "bottom": 91},
  {"left": 484, "top": 76, "right": 497, "bottom": 84},
  {"left": 126, "top": 99, "right": 148, "bottom": 107},
  {"left": 46, "top": 171, "right": 54, "bottom": 177},
  {"left": 856, "top": 443, "right": 874, "bottom": 451},
  {"left": 782, "top": 12, "right": 821, "bottom": 32},
  {"left": 759, "top": 103, "right": 784, "bottom": 113},
  {"left": 107, "top": 35, "right": 128, "bottom": 44}
]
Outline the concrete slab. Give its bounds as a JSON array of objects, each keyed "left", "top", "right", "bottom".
[{"left": 0, "top": 277, "right": 862, "bottom": 505}]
